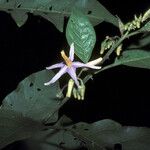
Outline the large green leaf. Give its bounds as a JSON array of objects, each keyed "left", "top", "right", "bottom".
[
  {"left": 25, "top": 129, "right": 82, "bottom": 150},
  {"left": 27, "top": 118, "right": 150, "bottom": 150},
  {"left": 0, "top": 0, "right": 118, "bottom": 32},
  {"left": 66, "top": 9, "right": 96, "bottom": 63},
  {"left": 2, "top": 69, "right": 62, "bottom": 123},
  {"left": 69, "top": 119, "right": 150, "bottom": 150},
  {"left": 0, "top": 108, "right": 44, "bottom": 149},
  {"left": 0, "top": 70, "right": 62, "bottom": 149},
  {"left": 25, "top": 115, "right": 83, "bottom": 150},
  {"left": 114, "top": 50, "right": 150, "bottom": 69}
]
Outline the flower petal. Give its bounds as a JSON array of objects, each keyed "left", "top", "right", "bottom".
[
  {"left": 46, "top": 63, "right": 64, "bottom": 70},
  {"left": 85, "top": 64, "right": 101, "bottom": 69},
  {"left": 67, "top": 67, "right": 79, "bottom": 87},
  {"left": 69, "top": 43, "right": 74, "bottom": 61},
  {"left": 72, "top": 62, "right": 101, "bottom": 69},
  {"left": 72, "top": 62, "right": 87, "bottom": 68},
  {"left": 44, "top": 66, "right": 67, "bottom": 85}
]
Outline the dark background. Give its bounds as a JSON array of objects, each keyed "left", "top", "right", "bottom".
[{"left": 0, "top": 0, "right": 150, "bottom": 130}]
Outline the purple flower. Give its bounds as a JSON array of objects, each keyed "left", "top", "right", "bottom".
[{"left": 44, "top": 43, "right": 101, "bottom": 87}]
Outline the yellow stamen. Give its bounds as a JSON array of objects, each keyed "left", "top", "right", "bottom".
[{"left": 61, "top": 50, "right": 72, "bottom": 67}]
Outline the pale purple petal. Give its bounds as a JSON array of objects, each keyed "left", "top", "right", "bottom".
[
  {"left": 72, "top": 62, "right": 87, "bottom": 68},
  {"left": 44, "top": 66, "right": 67, "bottom": 85},
  {"left": 46, "top": 63, "right": 64, "bottom": 70},
  {"left": 72, "top": 62, "right": 101, "bottom": 69},
  {"left": 67, "top": 67, "right": 79, "bottom": 87},
  {"left": 69, "top": 43, "right": 74, "bottom": 61}
]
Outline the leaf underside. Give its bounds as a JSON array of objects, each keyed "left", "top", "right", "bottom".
[
  {"left": 26, "top": 119, "right": 150, "bottom": 150},
  {"left": 115, "top": 49, "right": 150, "bottom": 69},
  {"left": 69, "top": 119, "right": 150, "bottom": 150},
  {"left": 0, "top": 0, "right": 118, "bottom": 31}
]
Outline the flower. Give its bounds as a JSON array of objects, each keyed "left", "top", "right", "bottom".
[{"left": 44, "top": 43, "right": 101, "bottom": 87}]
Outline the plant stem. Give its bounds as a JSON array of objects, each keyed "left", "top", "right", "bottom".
[
  {"left": 100, "top": 32, "right": 129, "bottom": 64},
  {"left": 44, "top": 97, "right": 69, "bottom": 124},
  {"left": 83, "top": 30, "right": 142, "bottom": 84}
]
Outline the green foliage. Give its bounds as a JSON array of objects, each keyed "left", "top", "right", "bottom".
[
  {"left": 2, "top": 69, "right": 62, "bottom": 123},
  {"left": 26, "top": 118, "right": 150, "bottom": 150},
  {"left": 25, "top": 130, "right": 82, "bottom": 150},
  {"left": 0, "top": 109, "right": 44, "bottom": 149},
  {"left": 25, "top": 116, "right": 82, "bottom": 150},
  {"left": 6, "top": 117, "right": 150, "bottom": 150},
  {"left": 68, "top": 119, "right": 150, "bottom": 150},
  {"left": 115, "top": 50, "right": 150, "bottom": 69},
  {"left": 66, "top": 9, "right": 96, "bottom": 63},
  {"left": 0, "top": 70, "right": 62, "bottom": 149},
  {"left": 0, "top": 0, "right": 118, "bottom": 32},
  {"left": 140, "top": 21, "right": 150, "bottom": 32}
]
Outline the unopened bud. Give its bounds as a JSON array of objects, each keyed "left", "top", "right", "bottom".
[
  {"left": 78, "top": 85, "right": 86, "bottom": 100},
  {"left": 116, "top": 44, "right": 123, "bottom": 56},
  {"left": 117, "top": 17, "right": 125, "bottom": 34},
  {"left": 142, "top": 9, "right": 150, "bottom": 22},
  {"left": 73, "top": 88, "right": 77, "bottom": 99},
  {"left": 66, "top": 79, "right": 74, "bottom": 98}
]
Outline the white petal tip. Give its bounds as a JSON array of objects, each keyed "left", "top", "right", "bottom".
[
  {"left": 46, "top": 67, "right": 51, "bottom": 70},
  {"left": 44, "top": 82, "right": 50, "bottom": 86},
  {"left": 96, "top": 66, "right": 102, "bottom": 69},
  {"left": 86, "top": 64, "right": 102, "bottom": 69}
]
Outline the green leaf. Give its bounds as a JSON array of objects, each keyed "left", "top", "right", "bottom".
[
  {"left": 25, "top": 129, "right": 83, "bottom": 150},
  {"left": 0, "top": 108, "right": 44, "bottom": 149},
  {"left": 25, "top": 115, "right": 83, "bottom": 150},
  {"left": 66, "top": 9, "right": 96, "bottom": 62},
  {"left": 55, "top": 115, "right": 73, "bottom": 127},
  {"left": 74, "top": 0, "right": 118, "bottom": 27},
  {"left": 140, "top": 21, "right": 150, "bottom": 32},
  {"left": 0, "top": 0, "right": 118, "bottom": 31},
  {"left": 114, "top": 50, "right": 150, "bottom": 69},
  {"left": 2, "top": 69, "right": 62, "bottom": 123},
  {"left": 0, "top": 70, "right": 62, "bottom": 148},
  {"left": 69, "top": 119, "right": 150, "bottom": 150}
]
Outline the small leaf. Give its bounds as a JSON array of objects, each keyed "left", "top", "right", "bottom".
[
  {"left": 0, "top": 0, "right": 118, "bottom": 32},
  {"left": 66, "top": 9, "right": 96, "bottom": 62},
  {"left": 114, "top": 50, "right": 150, "bottom": 69},
  {"left": 140, "top": 21, "right": 150, "bottom": 32}
]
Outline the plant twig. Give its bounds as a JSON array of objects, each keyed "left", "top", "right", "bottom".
[{"left": 83, "top": 29, "right": 143, "bottom": 84}]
